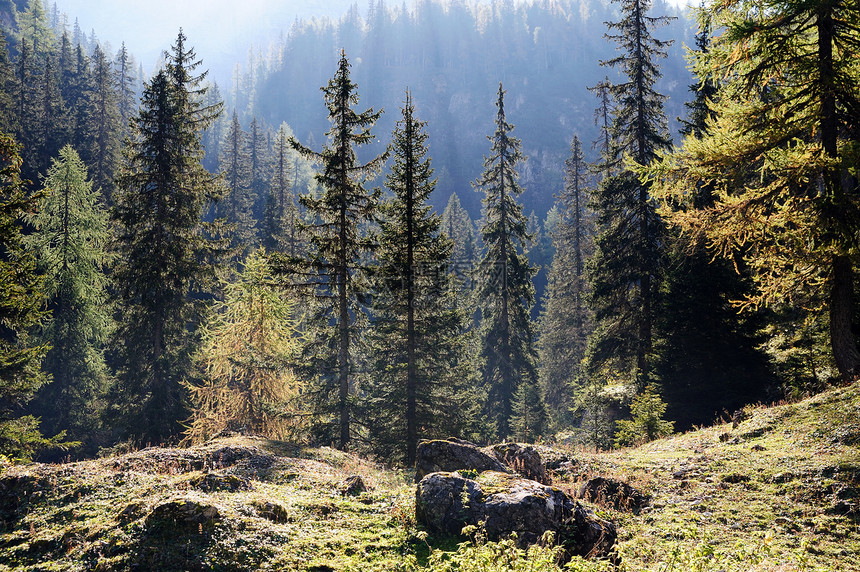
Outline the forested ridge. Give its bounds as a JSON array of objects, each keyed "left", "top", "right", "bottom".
[{"left": 0, "top": 0, "right": 858, "bottom": 478}]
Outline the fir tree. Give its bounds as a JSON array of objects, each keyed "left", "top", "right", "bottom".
[
  {"left": 24, "top": 145, "right": 110, "bottom": 447},
  {"left": 82, "top": 44, "right": 120, "bottom": 201},
  {"left": 538, "top": 134, "right": 592, "bottom": 431},
  {"left": 0, "top": 31, "right": 17, "bottom": 133},
  {"left": 586, "top": 0, "right": 673, "bottom": 388},
  {"left": 111, "top": 33, "right": 224, "bottom": 443},
  {"left": 473, "top": 83, "right": 542, "bottom": 440},
  {"left": 286, "top": 51, "right": 385, "bottom": 449},
  {"left": 365, "top": 91, "right": 470, "bottom": 464}
]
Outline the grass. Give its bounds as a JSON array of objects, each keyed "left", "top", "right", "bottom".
[{"left": 1, "top": 381, "right": 858, "bottom": 571}]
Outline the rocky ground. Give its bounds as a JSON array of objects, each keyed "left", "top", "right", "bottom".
[{"left": 0, "top": 381, "right": 858, "bottom": 571}]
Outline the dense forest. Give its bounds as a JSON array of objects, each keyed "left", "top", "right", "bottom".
[{"left": 0, "top": 0, "right": 858, "bottom": 466}]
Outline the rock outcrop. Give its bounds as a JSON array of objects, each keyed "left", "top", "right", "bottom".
[
  {"left": 414, "top": 439, "right": 510, "bottom": 482},
  {"left": 416, "top": 471, "right": 616, "bottom": 561},
  {"left": 486, "top": 442, "right": 550, "bottom": 484},
  {"left": 577, "top": 476, "right": 648, "bottom": 512}
]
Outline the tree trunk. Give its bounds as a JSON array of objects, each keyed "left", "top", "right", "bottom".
[{"left": 830, "top": 255, "right": 860, "bottom": 381}]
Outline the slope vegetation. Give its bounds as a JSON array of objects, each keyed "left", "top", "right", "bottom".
[{"left": 1, "top": 382, "right": 858, "bottom": 571}]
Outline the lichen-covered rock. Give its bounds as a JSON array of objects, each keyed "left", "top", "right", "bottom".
[
  {"left": 486, "top": 443, "right": 549, "bottom": 484},
  {"left": 578, "top": 476, "right": 648, "bottom": 512},
  {"left": 341, "top": 475, "right": 367, "bottom": 496},
  {"left": 189, "top": 472, "right": 251, "bottom": 493},
  {"left": 414, "top": 439, "right": 510, "bottom": 482},
  {"left": 251, "top": 500, "right": 291, "bottom": 523},
  {"left": 145, "top": 498, "right": 221, "bottom": 534},
  {"left": 416, "top": 471, "right": 616, "bottom": 561}
]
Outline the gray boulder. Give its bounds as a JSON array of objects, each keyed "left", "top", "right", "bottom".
[
  {"left": 415, "top": 439, "right": 510, "bottom": 482},
  {"left": 416, "top": 471, "right": 616, "bottom": 561},
  {"left": 486, "top": 442, "right": 549, "bottom": 484}
]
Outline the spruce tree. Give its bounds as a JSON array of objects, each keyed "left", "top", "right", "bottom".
[
  {"left": 24, "top": 145, "right": 110, "bottom": 447},
  {"left": 286, "top": 51, "right": 385, "bottom": 449},
  {"left": 473, "top": 83, "right": 542, "bottom": 441},
  {"left": 365, "top": 91, "right": 469, "bottom": 464},
  {"left": 538, "top": 134, "right": 592, "bottom": 431},
  {"left": 0, "top": 31, "right": 16, "bottom": 133},
  {"left": 82, "top": 45, "right": 120, "bottom": 202},
  {"left": 114, "top": 42, "right": 137, "bottom": 133},
  {"left": 218, "top": 111, "right": 254, "bottom": 249},
  {"left": 586, "top": 0, "right": 673, "bottom": 388},
  {"left": 260, "top": 123, "right": 302, "bottom": 255},
  {"left": 111, "top": 33, "right": 224, "bottom": 443}
]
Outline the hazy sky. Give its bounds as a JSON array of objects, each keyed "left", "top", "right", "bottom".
[{"left": 55, "top": 0, "right": 691, "bottom": 81}]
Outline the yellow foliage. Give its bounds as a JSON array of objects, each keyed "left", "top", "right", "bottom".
[{"left": 184, "top": 249, "right": 307, "bottom": 444}]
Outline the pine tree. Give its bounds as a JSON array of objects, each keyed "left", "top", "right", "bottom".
[
  {"left": 538, "top": 134, "right": 592, "bottom": 431},
  {"left": 586, "top": 0, "right": 673, "bottom": 388},
  {"left": 24, "top": 145, "right": 110, "bottom": 447},
  {"left": 111, "top": 33, "right": 224, "bottom": 443},
  {"left": 365, "top": 91, "right": 470, "bottom": 464},
  {"left": 286, "top": 51, "right": 385, "bottom": 449},
  {"left": 474, "top": 83, "right": 542, "bottom": 440},
  {"left": 0, "top": 131, "right": 55, "bottom": 459},
  {"left": 649, "top": 0, "right": 860, "bottom": 381}
]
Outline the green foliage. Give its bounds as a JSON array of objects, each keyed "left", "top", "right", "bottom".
[
  {"left": 586, "top": 0, "right": 673, "bottom": 387},
  {"left": 260, "top": 122, "right": 306, "bottom": 256},
  {"left": 285, "top": 50, "right": 386, "bottom": 449},
  {"left": 24, "top": 145, "right": 111, "bottom": 448},
  {"left": 364, "top": 91, "right": 473, "bottom": 464},
  {"left": 184, "top": 249, "right": 306, "bottom": 444},
  {"left": 647, "top": 0, "right": 860, "bottom": 380},
  {"left": 614, "top": 384, "right": 674, "bottom": 447},
  {"left": 538, "top": 135, "right": 592, "bottom": 432},
  {"left": 217, "top": 111, "right": 255, "bottom": 250},
  {"left": 0, "top": 130, "right": 53, "bottom": 459},
  {"left": 111, "top": 32, "right": 226, "bottom": 444},
  {"left": 474, "top": 83, "right": 543, "bottom": 441}
]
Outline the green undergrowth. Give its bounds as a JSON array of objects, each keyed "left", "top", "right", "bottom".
[{"left": 1, "top": 381, "right": 858, "bottom": 571}]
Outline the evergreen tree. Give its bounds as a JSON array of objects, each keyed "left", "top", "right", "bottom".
[
  {"left": 286, "top": 51, "right": 385, "bottom": 449},
  {"left": 15, "top": 0, "right": 54, "bottom": 57},
  {"left": 538, "top": 134, "right": 591, "bottom": 431},
  {"left": 114, "top": 42, "right": 137, "bottom": 133},
  {"left": 260, "top": 122, "right": 302, "bottom": 255},
  {"left": 0, "top": 31, "right": 17, "bottom": 133},
  {"left": 439, "top": 191, "right": 478, "bottom": 287},
  {"left": 24, "top": 145, "right": 110, "bottom": 447},
  {"left": 473, "top": 83, "right": 541, "bottom": 440},
  {"left": 0, "top": 131, "right": 54, "bottom": 459},
  {"left": 586, "top": 0, "right": 673, "bottom": 387},
  {"left": 365, "top": 91, "right": 470, "bottom": 464},
  {"left": 82, "top": 44, "right": 120, "bottom": 201},
  {"left": 218, "top": 111, "right": 254, "bottom": 249},
  {"left": 111, "top": 33, "right": 224, "bottom": 443},
  {"left": 649, "top": 0, "right": 860, "bottom": 381},
  {"left": 247, "top": 116, "right": 268, "bottom": 222}
]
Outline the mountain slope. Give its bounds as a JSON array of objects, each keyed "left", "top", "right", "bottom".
[{"left": 1, "top": 382, "right": 857, "bottom": 571}]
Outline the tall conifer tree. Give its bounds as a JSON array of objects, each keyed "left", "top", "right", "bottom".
[
  {"left": 111, "top": 33, "right": 224, "bottom": 443},
  {"left": 474, "top": 83, "right": 541, "bottom": 440},
  {"left": 586, "top": 0, "right": 672, "bottom": 387},
  {"left": 287, "top": 51, "right": 385, "bottom": 449},
  {"left": 538, "top": 134, "right": 591, "bottom": 430},
  {"left": 366, "top": 91, "right": 469, "bottom": 464},
  {"left": 25, "top": 145, "right": 111, "bottom": 445},
  {"left": 0, "top": 131, "right": 53, "bottom": 458}
]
